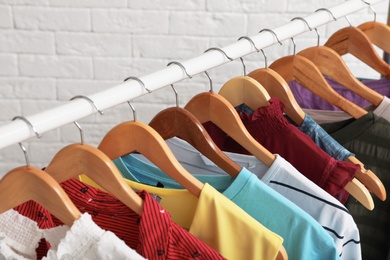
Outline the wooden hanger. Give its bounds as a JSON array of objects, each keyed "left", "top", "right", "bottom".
[
  {"left": 185, "top": 72, "right": 276, "bottom": 168},
  {"left": 269, "top": 54, "right": 375, "bottom": 210},
  {"left": 298, "top": 45, "right": 384, "bottom": 107},
  {"left": 358, "top": 21, "right": 390, "bottom": 54},
  {"left": 97, "top": 84, "right": 204, "bottom": 197},
  {"left": 45, "top": 121, "right": 144, "bottom": 216},
  {"left": 0, "top": 143, "right": 81, "bottom": 227},
  {"left": 218, "top": 75, "right": 270, "bottom": 110},
  {"left": 324, "top": 24, "right": 390, "bottom": 79},
  {"left": 217, "top": 53, "right": 270, "bottom": 110},
  {"left": 185, "top": 72, "right": 285, "bottom": 260},
  {"left": 149, "top": 79, "right": 241, "bottom": 178},
  {"left": 357, "top": 2, "right": 390, "bottom": 56}
]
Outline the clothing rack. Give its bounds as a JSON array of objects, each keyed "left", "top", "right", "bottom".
[{"left": 0, "top": 0, "right": 385, "bottom": 151}]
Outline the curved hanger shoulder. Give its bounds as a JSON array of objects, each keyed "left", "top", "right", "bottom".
[
  {"left": 248, "top": 68, "right": 306, "bottom": 126},
  {"left": 270, "top": 55, "right": 368, "bottom": 119},
  {"left": 345, "top": 178, "right": 374, "bottom": 210},
  {"left": 45, "top": 143, "right": 144, "bottom": 216},
  {"left": 184, "top": 91, "right": 276, "bottom": 167},
  {"left": 324, "top": 26, "right": 390, "bottom": 79},
  {"left": 98, "top": 121, "right": 203, "bottom": 197},
  {"left": 149, "top": 107, "right": 242, "bottom": 177},
  {"left": 218, "top": 76, "right": 270, "bottom": 110},
  {"left": 0, "top": 166, "right": 81, "bottom": 226},
  {"left": 348, "top": 156, "right": 386, "bottom": 201},
  {"left": 298, "top": 46, "right": 384, "bottom": 106},
  {"left": 358, "top": 21, "right": 390, "bottom": 54}
]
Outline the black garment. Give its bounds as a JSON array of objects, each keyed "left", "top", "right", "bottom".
[{"left": 320, "top": 112, "right": 390, "bottom": 260}]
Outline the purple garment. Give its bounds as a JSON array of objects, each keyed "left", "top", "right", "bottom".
[{"left": 289, "top": 77, "right": 390, "bottom": 111}]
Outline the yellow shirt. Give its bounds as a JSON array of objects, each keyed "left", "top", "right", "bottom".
[{"left": 80, "top": 174, "right": 283, "bottom": 260}]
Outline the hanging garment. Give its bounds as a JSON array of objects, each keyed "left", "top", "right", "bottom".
[
  {"left": 0, "top": 209, "right": 145, "bottom": 260},
  {"left": 79, "top": 176, "right": 285, "bottom": 260},
  {"left": 114, "top": 158, "right": 340, "bottom": 260},
  {"left": 203, "top": 97, "right": 360, "bottom": 203},
  {"left": 238, "top": 103, "right": 354, "bottom": 162},
  {"left": 288, "top": 77, "right": 390, "bottom": 111},
  {"left": 113, "top": 137, "right": 361, "bottom": 259},
  {"left": 14, "top": 182, "right": 225, "bottom": 260},
  {"left": 305, "top": 96, "right": 390, "bottom": 124},
  {"left": 319, "top": 112, "right": 390, "bottom": 260}
]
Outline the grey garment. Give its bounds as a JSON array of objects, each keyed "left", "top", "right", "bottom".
[
  {"left": 298, "top": 114, "right": 354, "bottom": 161},
  {"left": 235, "top": 103, "right": 354, "bottom": 161},
  {"left": 320, "top": 112, "right": 390, "bottom": 260}
]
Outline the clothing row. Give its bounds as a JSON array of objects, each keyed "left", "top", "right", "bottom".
[{"left": 1, "top": 20, "right": 390, "bottom": 260}]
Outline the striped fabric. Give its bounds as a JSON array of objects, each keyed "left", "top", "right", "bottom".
[{"left": 15, "top": 178, "right": 225, "bottom": 260}]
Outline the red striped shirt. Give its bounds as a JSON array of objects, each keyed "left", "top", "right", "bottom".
[{"left": 15, "top": 178, "right": 225, "bottom": 260}]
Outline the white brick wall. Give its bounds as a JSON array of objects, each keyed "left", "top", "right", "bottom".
[{"left": 0, "top": 0, "right": 389, "bottom": 174}]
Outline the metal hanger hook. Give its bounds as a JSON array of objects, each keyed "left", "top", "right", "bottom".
[
  {"left": 362, "top": 0, "right": 377, "bottom": 22},
  {"left": 315, "top": 8, "right": 337, "bottom": 21},
  {"left": 73, "top": 121, "right": 85, "bottom": 145},
  {"left": 259, "top": 28, "right": 283, "bottom": 45},
  {"left": 12, "top": 116, "right": 42, "bottom": 139},
  {"left": 344, "top": 15, "right": 353, "bottom": 27},
  {"left": 238, "top": 36, "right": 260, "bottom": 52},
  {"left": 126, "top": 101, "right": 137, "bottom": 121},
  {"left": 167, "top": 61, "right": 193, "bottom": 79},
  {"left": 260, "top": 49, "right": 268, "bottom": 68},
  {"left": 171, "top": 84, "right": 179, "bottom": 107},
  {"left": 237, "top": 36, "right": 261, "bottom": 76},
  {"left": 290, "top": 37, "right": 297, "bottom": 56},
  {"left": 17, "top": 142, "right": 30, "bottom": 167},
  {"left": 204, "top": 47, "right": 234, "bottom": 61},
  {"left": 123, "top": 76, "right": 152, "bottom": 93},
  {"left": 291, "top": 17, "right": 313, "bottom": 31},
  {"left": 204, "top": 71, "right": 213, "bottom": 93},
  {"left": 70, "top": 95, "right": 104, "bottom": 115}
]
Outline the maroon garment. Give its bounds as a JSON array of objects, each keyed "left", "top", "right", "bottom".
[
  {"left": 15, "top": 178, "right": 225, "bottom": 260},
  {"left": 203, "top": 98, "right": 360, "bottom": 203}
]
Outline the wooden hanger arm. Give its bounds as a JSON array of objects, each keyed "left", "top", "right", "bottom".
[
  {"left": 298, "top": 46, "right": 384, "bottom": 107},
  {"left": 218, "top": 76, "right": 270, "bottom": 110},
  {"left": 0, "top": 166, "right": 81, "bottom": 227},
  {"left": 184, "top": 92, "right": 276, "bottom": 167},
  {"left": 45, "top": 143, "right": 144, "bottom": 216},
  {"left": 98, "top": 121, "right": 204, "bottom": 197},
  {"left": 270, "top": 55, "right": 368, "bottom": 119},
  {"left": 248, "top": 68, "right": 306, "bottom": 126},
  {"left": 324, "top": 26, "right": 390, "bottom": 79},
  {"left": 345, "top": 178, "right": 374, "bottom": 211},
  {"left": 358, "top": 21, "right": 390, "bottom": 54},
  {"left": 348, "top": 156, "right": 386, "bottom": 201},
  {"left": 149, "top": 107, "right": 241, "bottom": 178},
  {"left": 277, "top": 244, "right": 288, "bottom": 260}
]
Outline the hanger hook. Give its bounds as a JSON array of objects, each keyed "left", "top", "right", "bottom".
[
  {"left": 167, "top": 61, "right": 193, "bottom": 79},
  {"left": 290, "top": 37, "right": 297, "bottom": 56},
  {"left": 123, "top": 76, "right": 152, "bottom": 93},
  {"left": 291, "top": 16, "right": 320, "bottom": 46},
  {"left": 73, "top": 121, "right": 85, "bottom": 145},
  {"left": 12, "top": 116, "right": 42, "bottom": 138},
  {"left": 344, "top": 15, "right": 353, "bottom": 27},
  {"left": 18, "top": 142, "right": 30, "bottom": 167},
  {"left": 315, "top": 8, "right": 337, "bottom": 21},
  {"left": 260, "top": 49, "right": 268, "bottom": 68},
  {"left": 362, "top": 0, "right": 377, "bottom": 23},
  {"left": 259, "top": 28, "right": 283, "bottom": 45},
  {"left": 204, "top": 71, "right": 213, "bottom": 93},
  {"left": 291, "top": 17, "right": 313, "bottom": 31},
  {"left": 171, "top": 84, "right": 179, "bottom": 107},
  {"left": 238, "top": 36, "right": 261, "bottom": 76},
  {"left": 204, "top": 47, "right": 234, "bottom": 61},
  {"left": 126, "top": 101, "right": 137, "bottom": 121},
  {"left": 70, "top": 95, "right": 104, "bottom": 115}
]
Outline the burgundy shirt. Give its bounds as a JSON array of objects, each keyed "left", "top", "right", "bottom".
[
  {"left": 15, "top": 178, "right": 225, "bottom": 260},
  {"left": 204, "top": 98, "right": 360, "bottom": 203}
]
